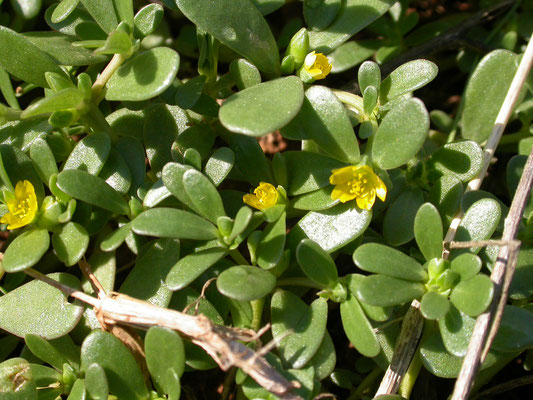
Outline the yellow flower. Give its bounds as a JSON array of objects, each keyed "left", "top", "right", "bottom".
[
  {"left": 329, "top": 165, "right": 387, "bottom": 210},
  {"left": 0, "top": 180, "right": 38, "bottom": 229},
  {"left": 243, "top": 182, "right": 279, "bottom": 210},
  {"left": 303, "top": 51, "right": 332, "bottom": 80}
]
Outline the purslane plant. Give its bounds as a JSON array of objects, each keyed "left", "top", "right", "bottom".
[{"left": 0, "top": 0, "right": 532, "bottom": 399}]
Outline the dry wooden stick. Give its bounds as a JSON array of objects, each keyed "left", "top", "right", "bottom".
[
  {"left": 374, "top": 301, "right": 423, "bottom": 396},
  {"left": 376, "top": 33, "right": 533, "bottom": 398},
  {"left": 450, "top": 33, "right": 533, "bottom": 400},
  {"left": 24, "top": 267, "right": 303, "bottom": 400}
]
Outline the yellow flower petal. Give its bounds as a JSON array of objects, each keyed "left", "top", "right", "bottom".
[
  {"left": 329, "top": 165, "right": 387, "bottom": 210},
  {"left": 243, "top": 182, "right": 279, "bottom": 210},
  {"left": 303, "top": 51, "right": 332, "bottom": 80},
  {"left": 1, "top": 180, "right": 38, "bottom": 229}
]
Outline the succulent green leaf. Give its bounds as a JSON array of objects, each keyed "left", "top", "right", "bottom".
[
  {"left": 134, "top": 4, "right": 164, "bottom": 38},
  {"left": 230, "top": 134, "right": 275, "bottom": 185},
  {"left": 372, "top": 98, "right": 429, "bottom": 170},
  {"left": 229, "top": 59, "right": 261, "bottom": 90},
  {"left": 204, "top": 147, "right": 234, "bottom": 187},
  {"left": 144, "top": 104, "right": 188, "bottom": 176},
  {"left": 175, "top": 0, "right": 280, "bottom": 74},
  {"left": 113, "top": 0, "right": 134, "bottom": 27},
  {"left": 284, "top": 151, "right": 345, "bottom": 196},
  {"left": 24, "top": 334, "right": 80, "bottom": 372},
  {"left": 145, "top": 327, "right": 184, "bottom": 399},
  {"left": 450, "top": 253, "right": 482, "bottom": 281},
  {"left": 131, "top": 208, "right": 218, "bottom": 240},
  {"left": 165, "top": 247, "right": 227, "bottom": 291},
  {"left": 66, "top": 379, "right": 86, "bottom": 400},
  {"left": 450, "top": 274, "right": 493, "bottom": 317},
  {"left": 340, "top": 274, "right": 380, "bottom": 357},
  {"left": 271, "top": 290, "right": 328, "bottom": 369},
  {"left": 219, "top": 76, "right": 303, "bottom": 137},
  {"left": 426, "top": 141, "right": 483, "bottom": 182},
  {"left": 290, "top": 202, "right": 371, "bottom": 253},
  {"left": 52, "top": 222, "right": 89, "bottom": 266},
  {"left": 493, "top": 306, "right": 533, "bottom": 352},
  {"left": 383, "top": 187, "right": 425, "bottom": 246},
  {"left": 21, "top": 89, "right": 84, "bottom": 120},
  {"left": 428, "top": 174, "right": 463, "bottom": 225},
  {"left": 84, "top": 363, "right": 108, "bottom": 400},
  {"left": 44, "top": 4, "right": 93, "bottom": 36},
  {"left": 420, "top": 291, "right": 450, "bottom": 320},
  {"left": 453, "top": 198, "right": 501, "bottom": 257},
  {"left": 353, "top": 243, "right": 427, "bottom": 282},
  {"left": 105, "top": 48, "right": 180, "bottom": 101},
  {"left": 309, "top": 331, "right": 337, "bottom": 380},
  {"left": 0, "top": 273, "right": 83, "bottom": 339},
  {"left": 462, "top": 50, "right": 518, "bottom": 143},
  {"left": 308, "top": 0, "right": 395, "bottom": 53},
  {"left": 63, "top": 133, "right": 111, "bottom": 176},
  {"left": 296, "top": 239, "right": 338, "bottom": 287},
  {"left": 99, "top": 148, "right": 132, "bottom": 195},
  {"left": 379, "top": 60, "right": 438, "bottom": 103},
  {"left": 30, "top": 138, "right": 58, "bottom": 186},
  {"left": 217, "top": 265, "right": 276, "bottom": 301},
  {"left": 257, "top": 213, "right": 286, "bottom": 269},
  {"left": 51, "top": 0, "right": 79, "bottom": 23},
  {"left": 292, "top": 186, "right": 338, "bottom": 211},
  {"left": 120, "top": 238, "right": 180, "bottom": 307},
  {"left": 79, "top": 0, "right": 118, "bottom": 33},
  {"left": 174, "top": 76, "right": 206, "bottom": 110},
  {"left": 182, "top": 169, "right": 226, "bottom": 224},
  {"left": 304, "top": 0, "right": 341, "bottom": 31},
  {"left": 23, "top": 32, "right": 107, "bottom": 66},
  {"left": 438, "top": 305, "right": 475, "bottom": 357},
  {"left": 328, "top": 40, "right": 380, "bottom": 74},
  {"left": 57, "top": 170, "right": 129, "bottom": 215},
  {"left": 414, "top": 202, "right": 444, "bottom": 261},
  {"left": 161, "top": 162, "right": 197, "bottom": 211},
  {"left": 0, "top": 26, "right": 66, "bottom": 88},
  {"left": 81, "top": 330, "right": 148, "bottom": 400},
  {"left": 356, "top": 275, "right": 425, "bottom": 307},
  {"left": 0, "top": 358, "right": 37, "bottom": 399},
  {"left": 3, "top": 229, "right": 50, "bottom": 273}
]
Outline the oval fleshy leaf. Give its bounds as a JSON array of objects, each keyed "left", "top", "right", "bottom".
[
  {"left": 106, "top": 48, "right": 180, "bottom": 101},
  {"left": 340, "top": 274, "right": 380, "bottom": 357},
  {"left": 414, "top": 202, "right": 444, "bottom": 261},
  {"left": 120, "top": 238, "right": 180, "bottom": 307},
  {"left": 182, "top": 169, "right": 226, "bottom": 224},
  {"left": 0, "top": 26, "right": 66, "bottom": 88},
  {"left": 426, "top": 141, "right": 483, "bottom": 182},
  {"left": 81, "top": 330, "right": 148, "bottom": 400},
  {"left": 57, "top": 170, "right": 129, "bottom": 215},
  {"left": 353, "top": 243, "right": 427, "bottom": 282},
  {"left": 438, "top": 305, "right": 475, "bottom": 357},
  {"left": 290, "top": 202, "right": 371, "bottom": 253},
  {"left": 450, "top": 274, "right": 493, "bottom": 317},
  {"left": 379, "top": 59, "right": 438, "bottom": 103},
  {"left": 308, "top": 0, "right": 396, "bottom": 53},
  {"left": 420, "top": 291, "right": 450, "bottom": 320},
  {"left": 3, "top": 228, "right": 50, "bottom": 273},
  {"left": 165, "top": 247, "right": 228, "bottom": 291},
  {"left": 0, "top": 358, "right": 37, "bottom": 399},
  {"left": 175, "top": 0, "right": 279, "bottom": 74},
  {"left": 145, "top": 326, "right": 184, "bottom": 399},
  {"left": 372, "top": 98, "right": 429, "bottom": 170},
  {"left": 383, "top": 187, "right": 425, "bottom": 246},
  {"left": 52, "top": 222, "right": 89, "bottom": 266},
  {"left": 296, "top": 239, "right": 338, "bottom": 287},
  {"left": 356, "top": 275, "right": 425, "bottom": 307},
  {"left": 63, "top": 132, "right": 111, "bottom": 176},
  {"left": 462, "top": 50, "right": 517, "bottom": 143},
  {"left": 131, "top": 208, "right": 218, "bottom": 240},
  {"left": 257, "top": 213, "right": 286, "bottom": 269},
  {"left": 217, "top": 265, "right": 276, "bottom": 301},
  {"left": 0, "top": 273, "right": 83, "bottom": 339},
  {"left": 219, "top": 76, "right": 304, "bottom": 137},
  {"left": 271, "top": 290, "right": 328, "bottom": 369}
]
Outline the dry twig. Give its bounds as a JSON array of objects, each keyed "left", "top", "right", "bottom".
[{"left": 24, "top": 265, "right": 303, "bottom": 400}]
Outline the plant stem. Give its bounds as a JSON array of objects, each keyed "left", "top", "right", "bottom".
[
  {"left": 398, "top": 352, "right": 422, "bottom": 399},
  {"left": 91, "top": 53, "right": 127, "bottom": 101},
  {"left": 251, "top": 297, "right": 265, "bottom": 332},
  {"left": 229, "top": 249, "right": 249, "bottom": 265},
  {"left": 276, "top": 277, "right": 325, "bottom": 290},
  {"left": 349, "top": 367, "right": 383, "bottom": 400},
  {"left": 498, "top": 129, "right": 531, "bottom": 145}
]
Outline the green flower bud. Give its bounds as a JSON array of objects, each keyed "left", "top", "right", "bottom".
[{"left": 285, "top": 27, "right": 309, "bottom": 69}]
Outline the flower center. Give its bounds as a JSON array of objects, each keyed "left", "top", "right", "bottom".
[{"left": 12, "top": 198, "right": 31, "bottom": 219}]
